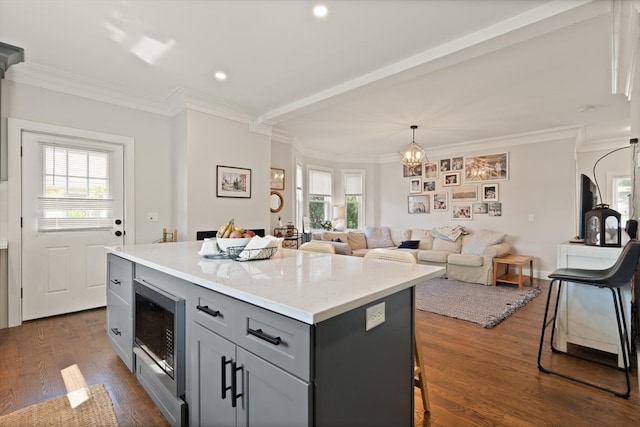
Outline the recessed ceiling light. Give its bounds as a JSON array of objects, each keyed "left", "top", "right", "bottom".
[
  {"left": 214, "top": 71, "right": 227, "bottom": 81},
  {"left": 313, "top": 4, "right": 328, "bottom": 18}
]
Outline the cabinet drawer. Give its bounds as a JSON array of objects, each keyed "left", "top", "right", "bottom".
[
  {"left": 235, "top": 303, "right": 311, "bottom": 381},
  {"left": 189, "top": 285, "right": 238, "bottom": 342},
  {"left": 107, "top": 254, "right": 134, "bottom": 304},
  {"left": 107, "top": 291, "right": 133, "bottom": 371}
]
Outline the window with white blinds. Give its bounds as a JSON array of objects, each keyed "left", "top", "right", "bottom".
[
  {"left": 308, "top": 168, "right": 332, "bottom": 229},
  {"left": 38, "top": 143, "right": 113, "bottom": 231},
  {"left": 344, "top": 171, "right": 364, "bottom": 230},
  {"left": 309, "top": 169, "right": 332, "bottom": 195}
]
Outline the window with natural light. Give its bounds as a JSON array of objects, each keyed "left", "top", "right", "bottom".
[
  {"left": 39, "top": 144, "right": 113, "bottom": 231},
  {"left": 344, "top": 171, "right": 363, "bottom": 230},
  {"left": 611, "top": 175, "right": 631, "bottom": 224},
  {"left": 308, "top": 168, "right": 332, "bottom": 229},
  {"left": 296, "top": 163, "right": 303, "bottom": 229}
]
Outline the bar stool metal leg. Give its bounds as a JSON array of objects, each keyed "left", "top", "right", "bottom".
[{"left": 537, "top": 279, "right": 631, "bottom": 398}]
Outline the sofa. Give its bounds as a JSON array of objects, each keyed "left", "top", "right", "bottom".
[{"left": 311, "top": 226, "right": 510, "bottom": 285}]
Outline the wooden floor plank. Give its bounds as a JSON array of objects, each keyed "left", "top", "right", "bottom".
[{"left": 0, "top": 278, "right": 637, "bottom": 426}]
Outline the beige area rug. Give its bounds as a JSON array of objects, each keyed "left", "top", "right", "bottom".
[
  {"left": 415, "top": 278, "right": 541, "bottom": 328},
  {"left": 0, "top": 383, "right": 119, "bottom": 426}
]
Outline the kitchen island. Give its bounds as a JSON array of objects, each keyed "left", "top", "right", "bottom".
[{"left": 106, "top": 241, "right": 445, "bottom": 427}]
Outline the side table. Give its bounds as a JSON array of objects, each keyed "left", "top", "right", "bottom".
[
  {"left": 493, "top": 254, "right": 534, "bottom": 290},
  {"left": 273, "top": 227, "right": 301, "bottom": 249}
]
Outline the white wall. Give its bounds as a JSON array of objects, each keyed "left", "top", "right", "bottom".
[
  {"left": 376, "top": 133, "right": 577, "bottom": 277},
  {"left": 2, "top": 81, "right": 174, "bottom": 243},
  {"left": 271, "top": 140, "right": 294, "bottom": 231},
  {"left": 182, "top": 109, "right": 271, "bottom": 240},
  {"left": 577, "top": 146, "right": 631, "bottom": 207}
]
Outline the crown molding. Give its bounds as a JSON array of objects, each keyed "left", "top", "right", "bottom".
[
  {"left": 375, "top": 125, "right": 586, "bottom": 164},
  {"left": 6, "top": 62, "right": 173, "bottom": 115},
  {"left": 577, "top": 136, "right": 632, "bottom": 152},
  {"left": 6, "top": 62, "right": 273, "bottom": 135}
]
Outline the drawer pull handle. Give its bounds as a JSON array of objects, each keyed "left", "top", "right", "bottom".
[
  {"left": 110, "top": 327, "right": 122, "bottom": 336},
  {"left": 197, "top": 305, "right": 221, "bottom": 318},
  {"left": 110, "top": 279, "right": 121, "bottom": 286},
  {"left": 247, "top": 328, "right": 281, "bottom": 346}
]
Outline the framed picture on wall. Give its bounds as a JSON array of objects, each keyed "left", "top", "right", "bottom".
[
  {"left": 433, "top": 192, "right": 448, "bottom": 211},
  {"left": 270, "top": 168, "right": 285, "bottom": 190},
  {"left": 216, "top": 165, "right": 252, "bottom": 198},
  {"left": 409, "top": 178, "right": 422, "bottom": 194},
  {"left": 423, "top": 180, "right": 436, "bottom": 192},
  {"left": 452, "top": 204, "right": 473, "bottom": 220},
  {"left": 424, "top": 162, "right": 438, "bottom": 179},
  {"left": 482, "top": 183, "right": 499, "bottom": 202},
  {"left": 473, "top": 202, "right": 488, "bottom": 214},
  {"left": 451, "top": 157, "right": 464, "bottom": 170},
  {"left": 442, "top": 171, "right": 460, "bottom": 186},
  {"left": 408, "top": 195, "right": 430, "bottom": 214},
  {"left": 403, "top": 164, "right": 422, "bottom": 177},
  {"left": 451, "top": 185, "right": 478, "bottom": 202},
  {"left": 488, "top": 202, "right": 502, "bottom": 216},
  {"left": 464, "top": 152, "right": 509, "bottom": 182}
]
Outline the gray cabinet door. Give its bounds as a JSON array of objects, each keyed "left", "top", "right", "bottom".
[
  {"left": 236, "top": 347, "right": 312, "bottom": 427},
  {"left": 106, "top": 254, "right": 134, "bottom": 371},
  {"left": 190, "top": 322, "right": 237, "bottom": 427}
]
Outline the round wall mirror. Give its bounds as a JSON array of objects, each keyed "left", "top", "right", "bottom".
[{"left": 270, "top": 191, "right": 283, "bottom": 213}]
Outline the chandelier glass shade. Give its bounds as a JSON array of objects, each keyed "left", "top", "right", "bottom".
[{"left": 400, "top": 125, "right": 426, "bottom": 167}]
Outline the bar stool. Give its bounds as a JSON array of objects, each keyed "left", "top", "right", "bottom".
[
  {"left": 364, "top": 249, "right": 431, "bottom": 412},
  {"left": 537, "top": 240, "right": 640, "bottom": 398}
]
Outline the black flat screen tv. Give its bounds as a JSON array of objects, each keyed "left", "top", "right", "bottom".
[{"left": 578, "top": 173, "right": 598, "bottom": 239}]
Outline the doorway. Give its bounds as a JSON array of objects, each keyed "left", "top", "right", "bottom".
[{"left": 7, "top": 119, "right": 135, "bottom": 326}]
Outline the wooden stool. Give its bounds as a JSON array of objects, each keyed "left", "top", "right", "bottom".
[{"left": 414, "top": 327, "right": 431, "bottom": 412}]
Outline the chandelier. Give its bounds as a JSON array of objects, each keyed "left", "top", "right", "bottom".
[{"left": 400, "top": 125, "right": 426, "bottom": 167}]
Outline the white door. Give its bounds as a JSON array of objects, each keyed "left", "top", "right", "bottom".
[{"left": 21, "top": 131, "right": 125, "bottom": 320}]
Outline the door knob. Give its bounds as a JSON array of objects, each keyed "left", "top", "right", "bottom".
[
  {"left": 115, "top": 230, "right": 122, "bottom": 237},
  {"left": 115, "top": 219, "right": 122, "bottom": 225}
]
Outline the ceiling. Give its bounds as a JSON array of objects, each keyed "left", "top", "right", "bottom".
[{"left": 0, "top": 0, "right": 632, "bottom": 162}]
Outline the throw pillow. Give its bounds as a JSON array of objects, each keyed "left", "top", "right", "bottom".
[
  {"left": 432, "top": 237, "right": 462, "bottom": 253},
  {"left": 411, "top": 228, "right": 434, "bottom": 250},
  {"left": 364, "top": 226, "right": 394, "bottom": 249},
  {"left": 322, "top": 231, "right": 349, "bottom": 242},
  {"left": 461, "top": 230, "right": 506, "bottom": 256},
  {"left": 348, "top": 231, "right": 367, "bottom": 250},
  {"left": 398, "top": 240, "right": 420, "bottom": 249}
]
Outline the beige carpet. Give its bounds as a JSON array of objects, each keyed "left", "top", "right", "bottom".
[
  {"left": 415, "top": 278, "right": 541, "bottom": 328},
  {"left": 0, "top": 384, "right": 119, "bottom": 426}
]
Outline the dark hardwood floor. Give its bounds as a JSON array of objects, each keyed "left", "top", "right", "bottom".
[{"left": 0, "top": 278, "right": 638, "bottom": 426}]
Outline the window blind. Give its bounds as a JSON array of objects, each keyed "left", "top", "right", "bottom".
[{"left": 38, "top": 143, "right": 113, "bottom": 232}]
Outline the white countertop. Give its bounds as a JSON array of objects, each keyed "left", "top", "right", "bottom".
[{"left": 106, "top": 241, "right": 444, "bottom": 324}]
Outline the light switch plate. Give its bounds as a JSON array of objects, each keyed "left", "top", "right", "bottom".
[{"left": 365, "top": 301, "right": 385, "bottom": 331}]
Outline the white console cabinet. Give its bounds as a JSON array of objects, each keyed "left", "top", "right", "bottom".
[{"left": 556, "top": 243, "right": 632, "bottom": 368}]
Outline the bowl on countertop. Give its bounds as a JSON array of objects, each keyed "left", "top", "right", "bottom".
[{"left": 216, "top": 237, "right": 252, "bottom": 252}]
